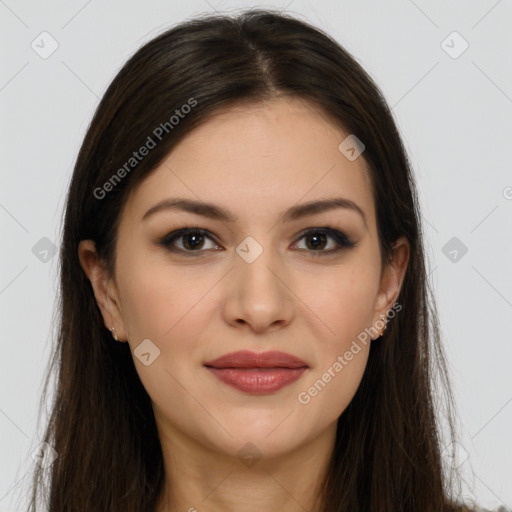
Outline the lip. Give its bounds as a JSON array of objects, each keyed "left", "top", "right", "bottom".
[
  {"left": 204, "top": 350, "right": 308, "bottom": 369},
  {"left": 204, "top": 350, "right": 308, "bottom": 395}
]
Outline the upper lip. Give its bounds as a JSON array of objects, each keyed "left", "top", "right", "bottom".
[{"left": 204, "top": 350, "right": 308, "bottom": 369}]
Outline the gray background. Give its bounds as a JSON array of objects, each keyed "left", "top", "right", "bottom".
[{"left": 1, "top": 0, "right": 511, "bottom": 510}]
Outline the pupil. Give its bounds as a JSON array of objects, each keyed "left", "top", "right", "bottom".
[
  {"left": 307, "top": 233, "right": 326, "bottom": 250},
  {"left": 184, "top": 233, "right": 204, "bottom": 250}
]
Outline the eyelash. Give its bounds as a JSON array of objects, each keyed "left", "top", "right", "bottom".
[{"left": 158, "top": 226, "right": 356, "bottom": 257}]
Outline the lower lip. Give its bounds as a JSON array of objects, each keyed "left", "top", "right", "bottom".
[{"left": 206, "top": 367, "right": 307, "bottom": 394}]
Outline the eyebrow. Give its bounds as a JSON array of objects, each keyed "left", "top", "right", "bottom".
[{"left": 142, "top": 196, "right": 368, "bottom": 229}]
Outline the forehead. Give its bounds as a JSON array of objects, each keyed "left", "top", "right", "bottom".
[{"left": 122, "top": 97, "right": 376, "bottom": 230}]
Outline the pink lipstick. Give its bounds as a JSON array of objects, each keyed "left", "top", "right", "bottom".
[{"left": 204, "top": 350, "right": 308, "bottom": 394}]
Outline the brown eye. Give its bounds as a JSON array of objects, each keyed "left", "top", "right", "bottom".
[
  {"left": 181, "top": 232, "right": 206, "bottom": 250},
  {"left": 159, "top": 226, "right": 356, "bottom": 257},
  {"left": 160, "top": 228, "right": 220, "bottom": 254},
  {"left": 304, "top": 232, "right": 329, "bottom": 250},
  {"left": 293, "top": 228, "right": 356, "bottom": 255}
]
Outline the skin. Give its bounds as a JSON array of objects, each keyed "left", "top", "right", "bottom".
[{"left": 79, "top": 96, "right": 409, "bottom": 512}]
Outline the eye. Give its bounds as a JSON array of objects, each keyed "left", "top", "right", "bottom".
[
  {"left": 292, "top": 227, "right": 356, "bottom": 255},
  {"left": 159, "top": 227, "right": 220, "bottom": 254},
  {"left": 159, "top": 226, "right": 356, "bottom": 256}
]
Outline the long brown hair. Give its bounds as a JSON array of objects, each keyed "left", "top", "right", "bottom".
[{"left": 23, "top": 8, "right": 469, "bottom": 511}]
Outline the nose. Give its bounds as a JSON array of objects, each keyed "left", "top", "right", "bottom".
[{"left": 222, "top": 242, "right": 295, "bottom": 335}]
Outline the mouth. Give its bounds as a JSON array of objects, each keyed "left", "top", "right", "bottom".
[{"left": 204, "top": 350, "right": 309, "bottom": 395}]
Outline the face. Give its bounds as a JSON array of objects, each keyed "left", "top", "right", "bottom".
[{"left": 80, "top": 97, "right": 409, "bottom": 465}]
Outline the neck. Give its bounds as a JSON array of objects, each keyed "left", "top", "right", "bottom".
[{"left": 154, "top": 421, "right": 336, "bottom": 512}]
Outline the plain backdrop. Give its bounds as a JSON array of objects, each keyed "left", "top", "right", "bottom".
[{"left": 1, "top": 1, "right": 511, "bottom": 510}]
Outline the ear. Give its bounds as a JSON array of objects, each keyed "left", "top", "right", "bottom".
[
  {"left": 371, "top": 235, "right": 410, "bottom": 338},
  {"left": 78, "top": 240, "right": 129, "bottom": 342}
]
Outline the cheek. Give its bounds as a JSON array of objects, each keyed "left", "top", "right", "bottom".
[
  {"left": 291, "top": 263, "right": 377, "bottom": 417},
  {"left": 116, "top": 253, "right": 220, "bottom": 344},
  {"left": 298, "top": 344, "right": 370, "bottom": 422},
  {"left": 115, "top": 259, "right": 221, "bottom": 421},
  {"left": 294, "top": 262, "right": 380, "bottom": 348}
]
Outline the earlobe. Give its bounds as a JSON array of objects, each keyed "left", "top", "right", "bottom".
[
  {"left": 373, "top": 236, "right": 410, "bottom": 333},
  {"left": 77, "top": 240, "right": 128, "bottom": 342}
]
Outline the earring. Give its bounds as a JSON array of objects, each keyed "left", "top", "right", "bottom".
[
  {"left": 380, "top": 314, "right": 388, "bottom": 337},
  {"left": 110, "top": 326, "right": 119, "bottom": 341}
]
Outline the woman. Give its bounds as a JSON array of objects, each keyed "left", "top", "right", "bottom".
[{"left": 24, "top": 8, "right": 505, "bottom": 512}]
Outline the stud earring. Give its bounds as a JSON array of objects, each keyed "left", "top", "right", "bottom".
[
  {"left": 110, "top": 326, "right": 119, "bottom": 341},
  {"left": 380, "top": 314, "right": 388, "bottom": 337}
]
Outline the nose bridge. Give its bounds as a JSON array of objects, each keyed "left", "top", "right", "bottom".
[
  {"left": 235, "top": 234, "right": 282, "bottom": 296},
  {"left": 238, "top": 240, "right": 276, "bottom": 286},
  {"left": 223, "top": 234, "right": 294, "bottom": 331}
]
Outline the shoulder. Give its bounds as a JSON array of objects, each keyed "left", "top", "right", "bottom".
[
  {"left": 454, "top": 504, "right": 512, "bottom": 512},
  {"left": 462, "top": 506, "right": 512, "bottom": 512}
]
